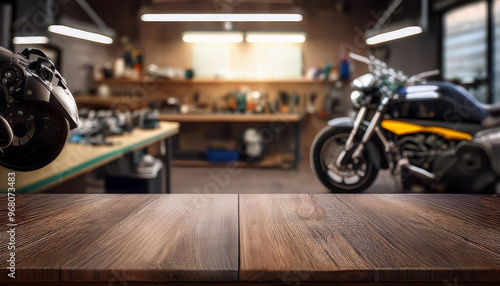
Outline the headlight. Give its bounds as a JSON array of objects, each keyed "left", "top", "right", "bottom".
[
  {"left": 350, "top": 90, "right": 364, "bottom": 108},
  {"left": 351, "top": 73, "right": 375, "bottom": 91}
]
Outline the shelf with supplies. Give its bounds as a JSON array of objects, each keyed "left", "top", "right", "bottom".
[
  {"left": 163, "top": 112, "right": 305, "bottom": 169},
  {"left": 73, "top": 94, "right": 306, "bottom": 169},
  {"left": 75, "top": 95, "right": 308, "bottom": 122},
  {"left": 157, "top": 113, "right": 304, "bottom": 123},
  {"left": 87, "top": 77, "right": 337, "bottom": 114},
  {"left": 86, "top": 78, "right": 317, "bottom": 170},
  {"left": 94, "top": 77, "right": 340, "bottom": 85},
  {"left": 75, "top": 94, "right": 148, "bottom": 110}
]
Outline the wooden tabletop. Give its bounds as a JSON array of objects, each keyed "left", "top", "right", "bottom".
[
  {"left": 0, "top": 194, "right": 238, "bottom": 283},
  {"left": 0, "top": 194, "right": 499, "bottom": 285},
  {"left": 239, "top": 194, "right": 500, "bottom": 283},
  {"left": 0, "top": 122, "right": 179, "bottom": 193}
]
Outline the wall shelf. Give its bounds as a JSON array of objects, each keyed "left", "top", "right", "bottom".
[
  {"left": 75, "top": 96, "right": 307, "bottom": 122},
  {"left": 75, "top": 95, "right": 147, "bottom": 110},
  {"left": 94, "top": 78, "right": 338, "bottom": 85},
  {"left": 158, "top": 113, "right": 304, "bottom": 123}
]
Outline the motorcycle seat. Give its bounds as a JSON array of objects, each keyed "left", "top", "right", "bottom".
[{"left": 484, "top": 102, "right": 500, "bottom": 116}]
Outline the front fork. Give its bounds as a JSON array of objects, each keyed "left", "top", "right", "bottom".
[{"left": 337, "top": 93, "right": 391, "bottom": 167}]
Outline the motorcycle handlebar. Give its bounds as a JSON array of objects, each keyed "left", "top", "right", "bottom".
[
  {"left": 407, "top": 70, "right": 441, "bottom": 84},
  {"left": 349, "top": 52, "right": 371, "bottom": 65},
  {"left": 350, "top": 52, "right": 441, "bottom": 84},
  {"left": 349, "top": 52, "right": 397, "bottom": 78},
  {"left": 415, "top": 69, "right": 441, "bottom": 79}
]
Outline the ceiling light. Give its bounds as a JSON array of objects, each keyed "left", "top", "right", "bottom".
[
  {"left": 13, "top": 36, "right": 49, "bottom": 45},
  {"left": 366, "top": 26, "right": 422, "bottom": 45},
  {"left": 182, "top": 32, "right": 243, "bottom": 43},
  {"left": 48, "top": 25, "right": 113, "bottom": 44},
  {"left": 141, "top": 14, "right": 303, "bottom": 22},
  {"left": 246, "top": 32, "right": 306, "bottom": 43}
]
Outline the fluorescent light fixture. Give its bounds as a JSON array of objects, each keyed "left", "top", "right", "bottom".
[
  {"left": 182, "top": 32, "right": 243, "bottom": 43},
  {"left": 366, "top": 26, "right": 422, "bottom": 45},
  {"left": 13, "top": 36, "right": 49, "bottom": 45},
  {"left": 141, "top": 14, "right": 303, "bottom": 22},
  {"left": 246, "top": 32, "right": 306, "bottom": 43},
  {"left": 48, "top": 25, "right": 113, "bottom": 44}
]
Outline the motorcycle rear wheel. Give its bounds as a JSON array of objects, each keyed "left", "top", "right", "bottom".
[{"left": 311, "top": 126, "right": 379, "bottom": 193}]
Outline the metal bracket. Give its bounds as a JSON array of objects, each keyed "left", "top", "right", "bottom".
[
  {"left": 368, "top": 0, "right": 404, "bottom": 34},
  {"left": 366, "top": 0, "right": 429, "bottom": 37},
  {"left": 75, "top": 0, "right": 111, "bottom": 33}
]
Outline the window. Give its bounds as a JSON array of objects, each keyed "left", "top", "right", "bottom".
[{"left": 443, "top": 1, "right": 489, "bottom": 102}]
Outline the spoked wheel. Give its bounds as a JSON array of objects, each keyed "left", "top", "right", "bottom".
[{"left": 311, "top": 126, "right": 379, "bottom": 193}]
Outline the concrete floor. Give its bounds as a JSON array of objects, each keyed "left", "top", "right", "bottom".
[
  {"left": 171, "top": 159, "right": 400, "bottom": 194},
  {"left": 75, "top": 155, "right": 401, "bottom": 194}
]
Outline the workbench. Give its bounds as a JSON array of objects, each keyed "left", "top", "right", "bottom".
[
  {"left": 0, "top": 122, "right": 179, "bottom": 193},
  {"left": 0, "top": 194, "right": 498, "bottom": 285}
]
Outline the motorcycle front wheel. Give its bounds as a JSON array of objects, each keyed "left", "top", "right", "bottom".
[{"left": 311, "top": 126, "right": 379, "bottom": 193}]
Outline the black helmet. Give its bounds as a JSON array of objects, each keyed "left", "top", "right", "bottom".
[{"left": 0, "top": 46, "right": 78, "bottom": 171}]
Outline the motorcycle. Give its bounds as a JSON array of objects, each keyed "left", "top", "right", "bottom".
[{"left": 311, "top": 53, "right": 500, "bottom": 193}]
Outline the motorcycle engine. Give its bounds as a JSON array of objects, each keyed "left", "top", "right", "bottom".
[
  {"left": 398, "top": 134, "right": 456, "bottom": 171},
  {"left": 0, "top": 47, "right": 78, "bottom": 171}
]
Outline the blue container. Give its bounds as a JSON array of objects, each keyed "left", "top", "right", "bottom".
[{"left": 206, "top": 149, "right": 240, "bottom": 163}]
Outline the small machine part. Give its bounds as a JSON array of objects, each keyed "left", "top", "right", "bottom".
[
  {"left": 136, "top": 110, "right": 159, "bottom": 129},
  {"left": 70, "top": 109, "right": 137, "bottom": 146}
]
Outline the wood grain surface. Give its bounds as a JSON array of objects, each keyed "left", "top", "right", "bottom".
[
  {"left": 0, "top": 194, "right": 157, "bottom": 282},
  {"left": 239, "top": 194, "right": 500, "bottom": 283},
  {"left": 2, "top": 282, "right": 498, "bottom": 286},
  {"left": 1, "top": 194, "right": 499, "bottom": 284},
  {"left": 0, "top": 194, "right": 238, "bottom": 282}
]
